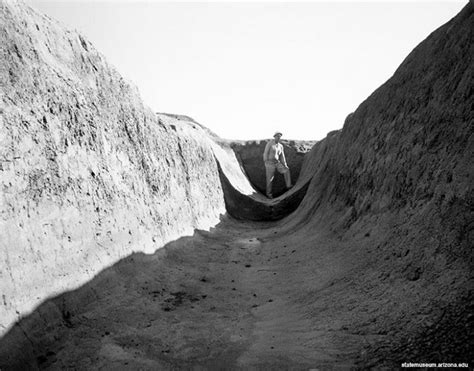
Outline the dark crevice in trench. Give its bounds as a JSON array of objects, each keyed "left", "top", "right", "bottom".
[{"left": 214, "top": 159, "right": 311, "bottom": 221}]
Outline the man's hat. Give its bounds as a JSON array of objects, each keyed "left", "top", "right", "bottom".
[{"left": 273, "top": 131, "right": 283, "bottom": 137}]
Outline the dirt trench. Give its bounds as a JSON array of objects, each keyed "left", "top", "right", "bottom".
[{"left": 1, "top": 2, "right": 472, "bottom": 369}]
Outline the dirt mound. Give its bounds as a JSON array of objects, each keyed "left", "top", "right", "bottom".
[{"left": 0, "top": 1, "right": 473, "bottom": 370}]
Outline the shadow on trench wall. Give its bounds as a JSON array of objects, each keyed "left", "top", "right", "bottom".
[
  {"left": 216, "top": 160, "right": 311, "bottom": 221},
  {"left": 0, "top": 214, "right": 267, "bottom": 370}
]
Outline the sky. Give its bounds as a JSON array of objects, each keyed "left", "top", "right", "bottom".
[{"left": 27, "top": 1, "right": 466, "bottom": 140}]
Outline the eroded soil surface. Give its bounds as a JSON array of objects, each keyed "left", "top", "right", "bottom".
[
  {"left": 12, "top": 216, "right": 382, "bottom": 370},
  {"left": 3, "top": 205, "right": 473, "bottom": 370}
]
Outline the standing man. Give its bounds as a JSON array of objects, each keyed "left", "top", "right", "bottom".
[{"left": 263, "top": 131, "right": 292, "bottom": 198}]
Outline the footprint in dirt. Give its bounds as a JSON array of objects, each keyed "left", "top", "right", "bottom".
[
  {"left": 161, "top": 291, "right": 200, "bottom": 312},
  {"left": 234, "top": 238, "right": 261, "bottom": 251}
]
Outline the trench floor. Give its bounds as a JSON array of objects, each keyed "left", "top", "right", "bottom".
[{"left": 20, "top": 215, "right": 385, "bottom": 370}]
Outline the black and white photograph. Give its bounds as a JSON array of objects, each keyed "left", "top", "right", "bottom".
[{"left": 0, "top": 0, "right": 472, "bottom": 369}]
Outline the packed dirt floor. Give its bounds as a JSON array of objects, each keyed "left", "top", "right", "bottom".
[
  {"left": 3, "top": 197, "right": 472, "bottom": 370},
  {"left": 4, "top": 213, "right": 393, "bottom": 370}
]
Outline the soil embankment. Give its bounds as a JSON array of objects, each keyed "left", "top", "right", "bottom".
[
  {"left": 1, "top": 1, "right": 473, "bottom": 370},
  {"left": 0, "top": 1, "right": 231, "bottom": 336}
]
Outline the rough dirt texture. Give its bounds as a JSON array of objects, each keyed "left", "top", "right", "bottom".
[
  {"left": 0, "top": 1, "right": 232, "bottom": 337},
  {"left": 1, "top": 1, "right": 473, "bottom": 370},
  {"left": 230, "top": 139, "right": 316, "bottom": 198},
  {"left": 281, "top": 3, "right": 474, "bottom": 366}
]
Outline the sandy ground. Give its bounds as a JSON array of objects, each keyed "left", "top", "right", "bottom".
[{"left": 23, "top": 214, "right": 383, "bottom": 370}]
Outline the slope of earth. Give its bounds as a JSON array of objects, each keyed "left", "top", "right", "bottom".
[
  {"left": 282, "top": 2, "right": 474, "bottom": 367},
  {"left": 0, "top": 1, "right": 232, "bottom": 337}
]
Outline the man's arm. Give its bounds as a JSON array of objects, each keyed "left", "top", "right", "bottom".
[
  {"left": 263, "top": 141, "right": 271, "bottom": 162},
  {"left": 279, "top": 145, "right": 288, "bottom": 167}
]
